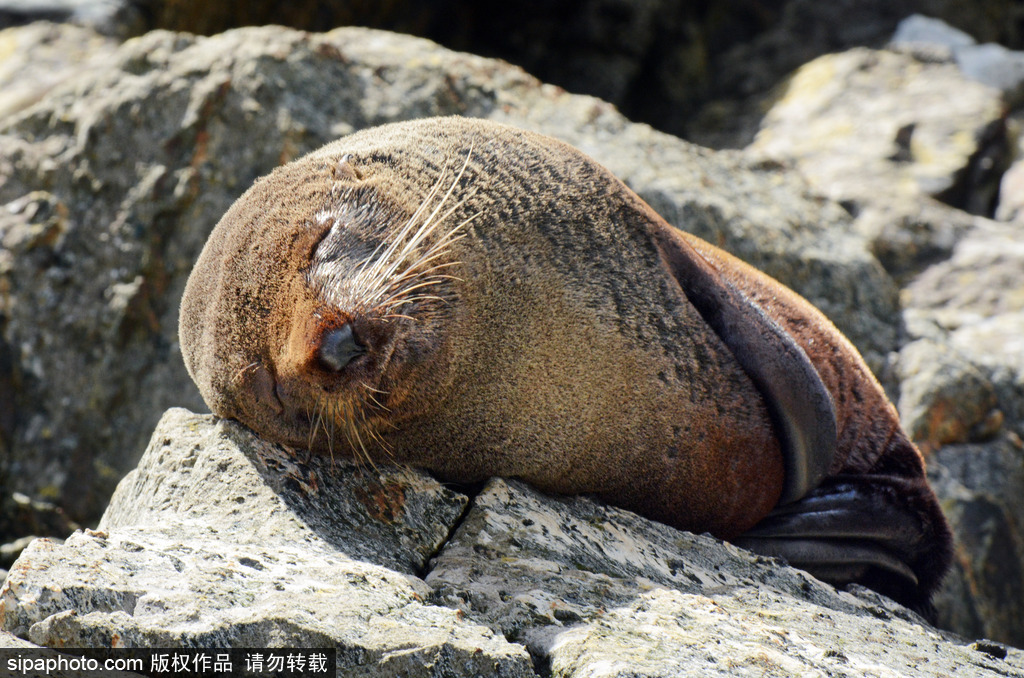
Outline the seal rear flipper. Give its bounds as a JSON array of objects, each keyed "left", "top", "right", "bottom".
[
  {"left": 733, "top": 473, "right": 953, "bottom": 616},
  {"left": 648, "top": 221, "right": 837, "bottom": 504}
]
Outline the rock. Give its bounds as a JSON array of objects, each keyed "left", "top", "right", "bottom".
[
  {"left": 890, "top": 13, "right": 978, "bottom": 52},
  {"left": 891, "top": 14, "right": 1024, "bottom": 105},
  {"left": 898, "top": 217, "right": 1024, "bottom": 648},
  {"left": 4, "top": 409, "right": 1024, "bottom": 676},
  {"left": 887, "top": 15, "right": 1024, "bottom": 238},
  {"left": 8, "top": 1, "right": 1024, "bottom": 147},
  {"left": 749, "top": 47, "right": 1008, "bottom": 217},
  {"left": 929, "top": 439, "right": 1024, "bottom": 648},
  {"left": 851, "top": 199, "right": 979, "bottom": 284},
  {"left": 98, "top": 409, "right": 469, "bottom": 576},
  {"left": 898, "top": 339, "right": 1001, "bottom": 454},
  {"left": 903, "top": 221, "right": 1024, "bottom": 361},
  {"left": 956, "top": 43, "right": 1024, "bottom": 103},
  {"left": 1, "top": 409, "right": 535, "bottom": 676},
  {"left": 1, "top": 628, "right": 34, "bottom": 647},
  {"left": 0, "top": 22, "right": 898, "bottom": 534},
  {"left": 996, "top": 145, "right": 1024, "bottom": 223},
  {"left": 997, "top": 110, "right": 1024, "bottom": 226},
  {"left": 0, "top": 22, "right": 121, "bottom": 120},
  {"left": 688, "top": 0, "right": 1021, "bottom": 148}
]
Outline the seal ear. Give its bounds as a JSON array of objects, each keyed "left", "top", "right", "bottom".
[{"left": 648, "top": 221, "right": 838, "bottom": 505}]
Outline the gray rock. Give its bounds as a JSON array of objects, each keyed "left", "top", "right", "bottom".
[
  {"left": 890, "top": 14, "right": 1024, "bottom": 104},
  {"left": 996, "top": 152, "right": 1024, "bottom": 224},
  {"left": 957, "top": 43, "right": 1024, "bottom": 102},
  {"left": 903, "top": 222, "right": 1024, "bottom": 357},
  {"left": 9, "top": 0, "right": 1023, "bottom": 147},
  {"left": 851, "top": 199, "right": 979, "bottom": 284},
  {"left": 897, "top": 339, "right": 1001, "bottom": 454},
  {"left": 1, "top": 629, "right": 35, "bottom": 647},
  {"left": 899, "top": 217, "right": 1024, "bottom": 647},
  {"left": 929, "top": 440, "right": 1024, "bottom": 648},
  {"left": 4, "top": 408, "right": 1023, "bottom": 676},
  {"left": 0, "top": 23, "right": 899, "bottom": 532},
  {"left": 749, "top": 47, "right": 1008, "bottom": 216},
  {"left": 1, "top": 409, "right": 535, "bottom": 676},
  {"left": 0, "top": 22, "right": 121, "bottom": 120},
  {"left": 890, "top": 13, "right": 977, "bottom": 51},
  {"left": 1, "top": 630, "right": 147, "bottom": 678},
  {"left": 98, "top": 408, "right": 469, "bottom": 576}
]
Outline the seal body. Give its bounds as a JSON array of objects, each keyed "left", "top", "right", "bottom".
[{"left": 180, "top": 117, "right": 951, "bottom": 611}]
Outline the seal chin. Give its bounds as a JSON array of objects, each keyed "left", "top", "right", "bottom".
[{"left": 226, "top": 351, "right": 384, "bottom": 458}]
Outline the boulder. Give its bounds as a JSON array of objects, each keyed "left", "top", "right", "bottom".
[
  {"left": 3, "top": 409, "right": 1022, "bottom": 677},
  {"left": 749, "top": 47, "right": 1008, "bottom": 216}
]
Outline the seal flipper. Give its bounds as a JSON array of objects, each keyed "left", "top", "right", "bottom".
[
  {"left": 649, "top": 222, "right": 837, "bottom": 504},
  {"left": 734, "top": 470, "right": 953, "bottom": 616}
]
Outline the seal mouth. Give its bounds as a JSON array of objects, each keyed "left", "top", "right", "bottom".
[{"left": 242, "top": 306, "right": 402, "bottom": 464}]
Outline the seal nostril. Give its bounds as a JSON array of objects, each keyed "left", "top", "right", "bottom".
[{"left": 317, "top": 323, "right": 366, "bottom": 372}]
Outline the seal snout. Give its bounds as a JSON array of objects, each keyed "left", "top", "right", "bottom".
[{"left": 316, "top": 323, "right": 366, "bottom": 372}]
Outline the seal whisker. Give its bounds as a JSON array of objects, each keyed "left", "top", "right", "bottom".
[
  {"left": 416, "top": 144, "right": 475, "bottom": 237},
  {"left": 362, "top": 387, "right": 389, "bottom": 398},
  {"left": 306, "top": 402, "right": 320, "bottom": 452},
  {"left": 378, "top": 297, "right": 446, "bottom": 315},
  {"left": 387, "top": 148, "right": 473, "bottom": 266},
  {"left": 380, "top": 196, "right": 475, "bottom": 283},
  {"left": 358, "top": 152, "right": 475, "bottom": 307},
  {"left": 349, "top": 414, "right": 380, "bottom": 473},
  {"left": 358, "top": 164, "right": 451, "bottom": 295},
  {"left": 375, "top": 279, "right": 451, "bottom": 309},
  {"left": 318, "top": 154, "right": 480, "bottom": 316},
  {"left": 359, "top": 382, "right": 391, "bottom": 411},
  {"left": 367, "top": 211, "right": 478, "bottom": 313},
  {"left": 365, "top": 425, "right": 394, "bottom": 462},
  {"left": 330, "top": 399, "right": 345, "bottom": 466},
  {"left": 373, "top": 258, "right": 462, "bottom": 299},
  {"left": 231, "top": 361, "right": 261, "bottom": 385}
]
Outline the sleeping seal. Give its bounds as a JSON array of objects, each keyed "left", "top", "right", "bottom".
[{"left": 179, "top": 116, "right": 952, "bottom": 612}]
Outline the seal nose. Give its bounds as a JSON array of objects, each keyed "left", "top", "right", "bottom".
[{"left": 317, "top": 323, "right": 366, "bottom": 371}]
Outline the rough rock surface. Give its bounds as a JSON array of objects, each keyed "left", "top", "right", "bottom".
[
  {"left": 2, "top": 409, "right": 532, "bottom": 676},
  {"left": 749, "top": 47, "right": 1007, "bottom": 216},
  {"left": 3, "top": 409, "right": 1022, "bottom": 677},
  {"left": 0, "top": 22, "right": 895, "bottom": 535},
  {"left": 0, "top": 21, "right": 120, "bottom": 120},
  {"left": 896, "top": 218, "right": 1024, "bottom": 645}
]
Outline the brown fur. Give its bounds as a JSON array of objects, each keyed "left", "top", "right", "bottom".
[{"left": 180, "top": 117, "right": 932, "bottom": 547}]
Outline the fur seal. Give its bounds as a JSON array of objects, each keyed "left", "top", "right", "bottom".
[{"left": 179, "top": 116, "right": 952, "bottom": 612}]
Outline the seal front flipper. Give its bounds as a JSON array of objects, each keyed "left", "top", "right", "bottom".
[
  {"left": 733, "top": 471, "right": 952, "bottom": 616},
  {"left": 648, "top": 221, "right": 837, "bottom": 505}
]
